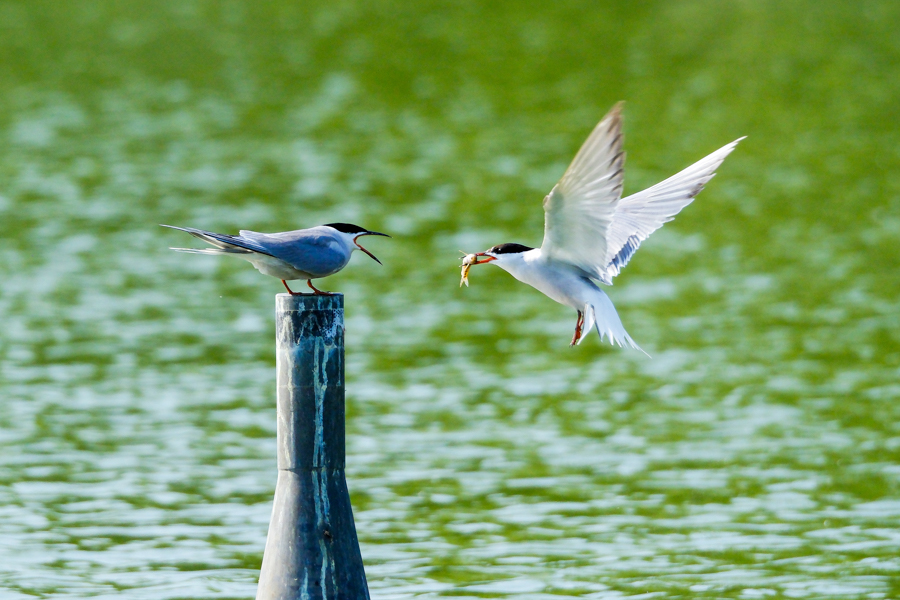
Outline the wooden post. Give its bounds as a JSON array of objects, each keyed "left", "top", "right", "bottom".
[{"left": 256, "top": 293, "right": 369, "bottom": 600}]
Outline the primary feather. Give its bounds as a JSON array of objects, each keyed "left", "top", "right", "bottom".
[
  {"left": 540, "top": 104, "right": 744, "bottom": 285},
  {"left": 541, "top": 103, "right": 625, "bottom": 281},
  {"left": 602, "top": 137, "right": 745, "bottom": 281}
]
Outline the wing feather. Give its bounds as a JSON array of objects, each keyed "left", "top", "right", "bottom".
[
  {"left": 240, "top": 228, "right": 348, "bottom": 277},
  {"left": 601, "top": 137, "right": 745, "bottom": 280},
  {"left": 541, "top": 103, "right": 626, "bottom": 280},
  {"left": 539, "top": 102, "right": 743, "bottom": 285},
  {"left": 160, "top": 224, "right": 276, "bottom": 256}
]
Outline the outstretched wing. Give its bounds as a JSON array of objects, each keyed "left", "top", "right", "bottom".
[
  {"left": 540, "top": 103, "right": 626, "bottom": 281},
  {"left": 601, "top": 137, "right": 745, "bottom": 281}
]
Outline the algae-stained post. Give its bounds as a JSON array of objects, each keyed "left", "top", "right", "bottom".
[{"left": 257, "top": 293, "right": 369, "bottom": 600}]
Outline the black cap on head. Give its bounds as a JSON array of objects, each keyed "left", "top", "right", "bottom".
[
  {"left": 324, "top": 223, "right": 369, "bottom": 234},
  {"left": 489, "top": 243, "right": 534, "bottom": 254}
]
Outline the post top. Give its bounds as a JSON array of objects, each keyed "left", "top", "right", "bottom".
[{"left": 276, "top": 292, "right": 344, "bottom": 311}]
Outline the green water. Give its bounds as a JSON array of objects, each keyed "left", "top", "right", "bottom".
[{"left": 1, "top": 1, "right": 899, "bottom": 598}]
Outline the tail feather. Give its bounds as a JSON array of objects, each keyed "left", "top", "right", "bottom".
[
  {"left": 169, "top": 247, "right": 251, "bottom": 255},
  {"left": 160, "top": 224, "right": 274, "bottom": 256},
  {"left": 161, "top": 224, "right": 234, "bottom": 250},
  {"left": 577, "top": 304, "right": 595, "bottom": 346},
  {"left": 583, "top": 292, "right": 649, "bottom": 356}
]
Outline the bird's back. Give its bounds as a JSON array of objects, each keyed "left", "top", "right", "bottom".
[{"left": 239, "top": 228, "right": 349, "bottom": 278}]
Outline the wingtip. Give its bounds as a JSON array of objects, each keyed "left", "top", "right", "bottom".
[
  {"left": 709, "top": 136, "right": 746, "bottom": 159},
  {"left": 593, "top": 102, "right": 626, "bottom": 131},
  {"left": 606, "top": 101, "right": 626, "bottom": 123},
  {"left": 729, "top": 136, "right": 748, "bottom": 148}
]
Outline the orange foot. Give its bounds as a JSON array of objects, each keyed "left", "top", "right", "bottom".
[
  {"left": 570, "top": 310, "right": 584, "bottom": 346},
  {"left": 307, "top": 280, "right": 334, "bottom": 295}
]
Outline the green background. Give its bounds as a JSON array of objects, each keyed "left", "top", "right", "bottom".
[{"left": 1, "top": 1, "right": 899, "bottom": 598}]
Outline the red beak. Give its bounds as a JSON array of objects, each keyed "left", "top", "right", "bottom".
[
  {"left": 472, "top": 252, "right": 496, "bottom": 264},
  {"left": 354, "top": 231, "right": 390, "bottom": 265}
]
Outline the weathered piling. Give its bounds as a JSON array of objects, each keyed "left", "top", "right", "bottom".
[{"left": 257, "top": 293, "right": 369, "bottom": 600}]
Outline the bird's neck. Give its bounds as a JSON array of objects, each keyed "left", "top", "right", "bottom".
[{"left": 494, "top": 248, "right": 542, "bottom": 277}]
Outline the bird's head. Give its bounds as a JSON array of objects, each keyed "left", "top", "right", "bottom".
[
  {"left": 324, "top": 223, "right": 391, "bottom": 264},
  {"left": 471, "top": 243, "right": 534, "bottom": 265}
]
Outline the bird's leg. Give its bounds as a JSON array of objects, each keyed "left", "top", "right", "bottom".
[
  {"left": 282, "top": 280, "right": 303, "bottom": 295},
  {"left": 570, "top": 310, "right": 584, "bottom": 346},
  {"left": 307, "top": 280, "right": 332, "bottom": 295}
]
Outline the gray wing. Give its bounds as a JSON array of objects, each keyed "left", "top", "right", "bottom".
[
  {"left": 239, "top": 228, "right": 349, "bottom": 277},
  {"left": 601, "top": 137, "right": 745, "bottom": 281}
]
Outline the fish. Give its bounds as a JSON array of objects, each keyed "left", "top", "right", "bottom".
[{"left": 460, "top": 253, "right": 478, "bottom": 287}]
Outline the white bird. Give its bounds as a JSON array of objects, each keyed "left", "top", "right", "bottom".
[
  {"left": 162, "top": 222, "right": 390, "bottom": 295},
  {"left": 463, "top": 103, "right": 744, "bottom": 349}
]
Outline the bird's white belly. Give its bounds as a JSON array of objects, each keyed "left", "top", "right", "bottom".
[
  {"left": 507, "top": 262, "right": 596, "bottom": 310},
  {"left": 245, "top": 254, "right": 315, "bottom": 280}
]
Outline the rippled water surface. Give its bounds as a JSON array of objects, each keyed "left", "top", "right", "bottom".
[{"left": 1, "top": 1, "right": 900, "bottom": 598}]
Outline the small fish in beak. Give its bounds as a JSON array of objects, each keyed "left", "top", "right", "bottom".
[
  {"left": 460, "top": 253, "right": 478, "bottom": 287},
  {"left": 459, "top": 252, "right": 495, "bottom": 287}
]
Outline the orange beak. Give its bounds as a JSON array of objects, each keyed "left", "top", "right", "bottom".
[{"left": 472, "top": 252, "right": 496, "bottom": 264}]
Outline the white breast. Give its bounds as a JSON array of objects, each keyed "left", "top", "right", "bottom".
[
  {"left": 245, "top": 254, "right": 316, "bottom": 280},
  {"left": 495, "top": 249, "right": 599, "bottom": 310}
]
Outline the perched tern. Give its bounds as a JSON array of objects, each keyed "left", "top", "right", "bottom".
[
  {"left": 462, "top": 103, "right": 744, "bottom": 349},
  {"left": 162, "top": 223, "right": 390, "bottom": 294}
]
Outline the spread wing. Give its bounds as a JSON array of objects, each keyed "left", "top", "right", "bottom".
[
  {"left": 601, "top": 137, "right": 745, "bottom": 281},
  {"left": 541, "top": 102, "right": 744, "bottom": 284},
  {"left": 540, "top": 103, "right": 626, "bottom": 281}
]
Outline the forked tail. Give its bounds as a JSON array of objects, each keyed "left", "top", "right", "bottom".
[
  {"left": 579, "top": 289, "right": 648, "bottom": 356},
  {"left": 169, "top": 247, "right": 251, "bottom": 255}
]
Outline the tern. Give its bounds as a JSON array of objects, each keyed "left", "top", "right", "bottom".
[
  {"left": 462, "top": 103, "right": 743, "bottom": 349},
  {"left": 162, "top": 222, "right": 390, "bottom": 295}
]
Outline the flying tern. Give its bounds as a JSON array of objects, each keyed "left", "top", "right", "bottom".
[
  {"left": 461, "top": 103, "right": 744, "bottom": 349},
  {"left": 162, "top": 222, "right": 390, "bottom": 294}
]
